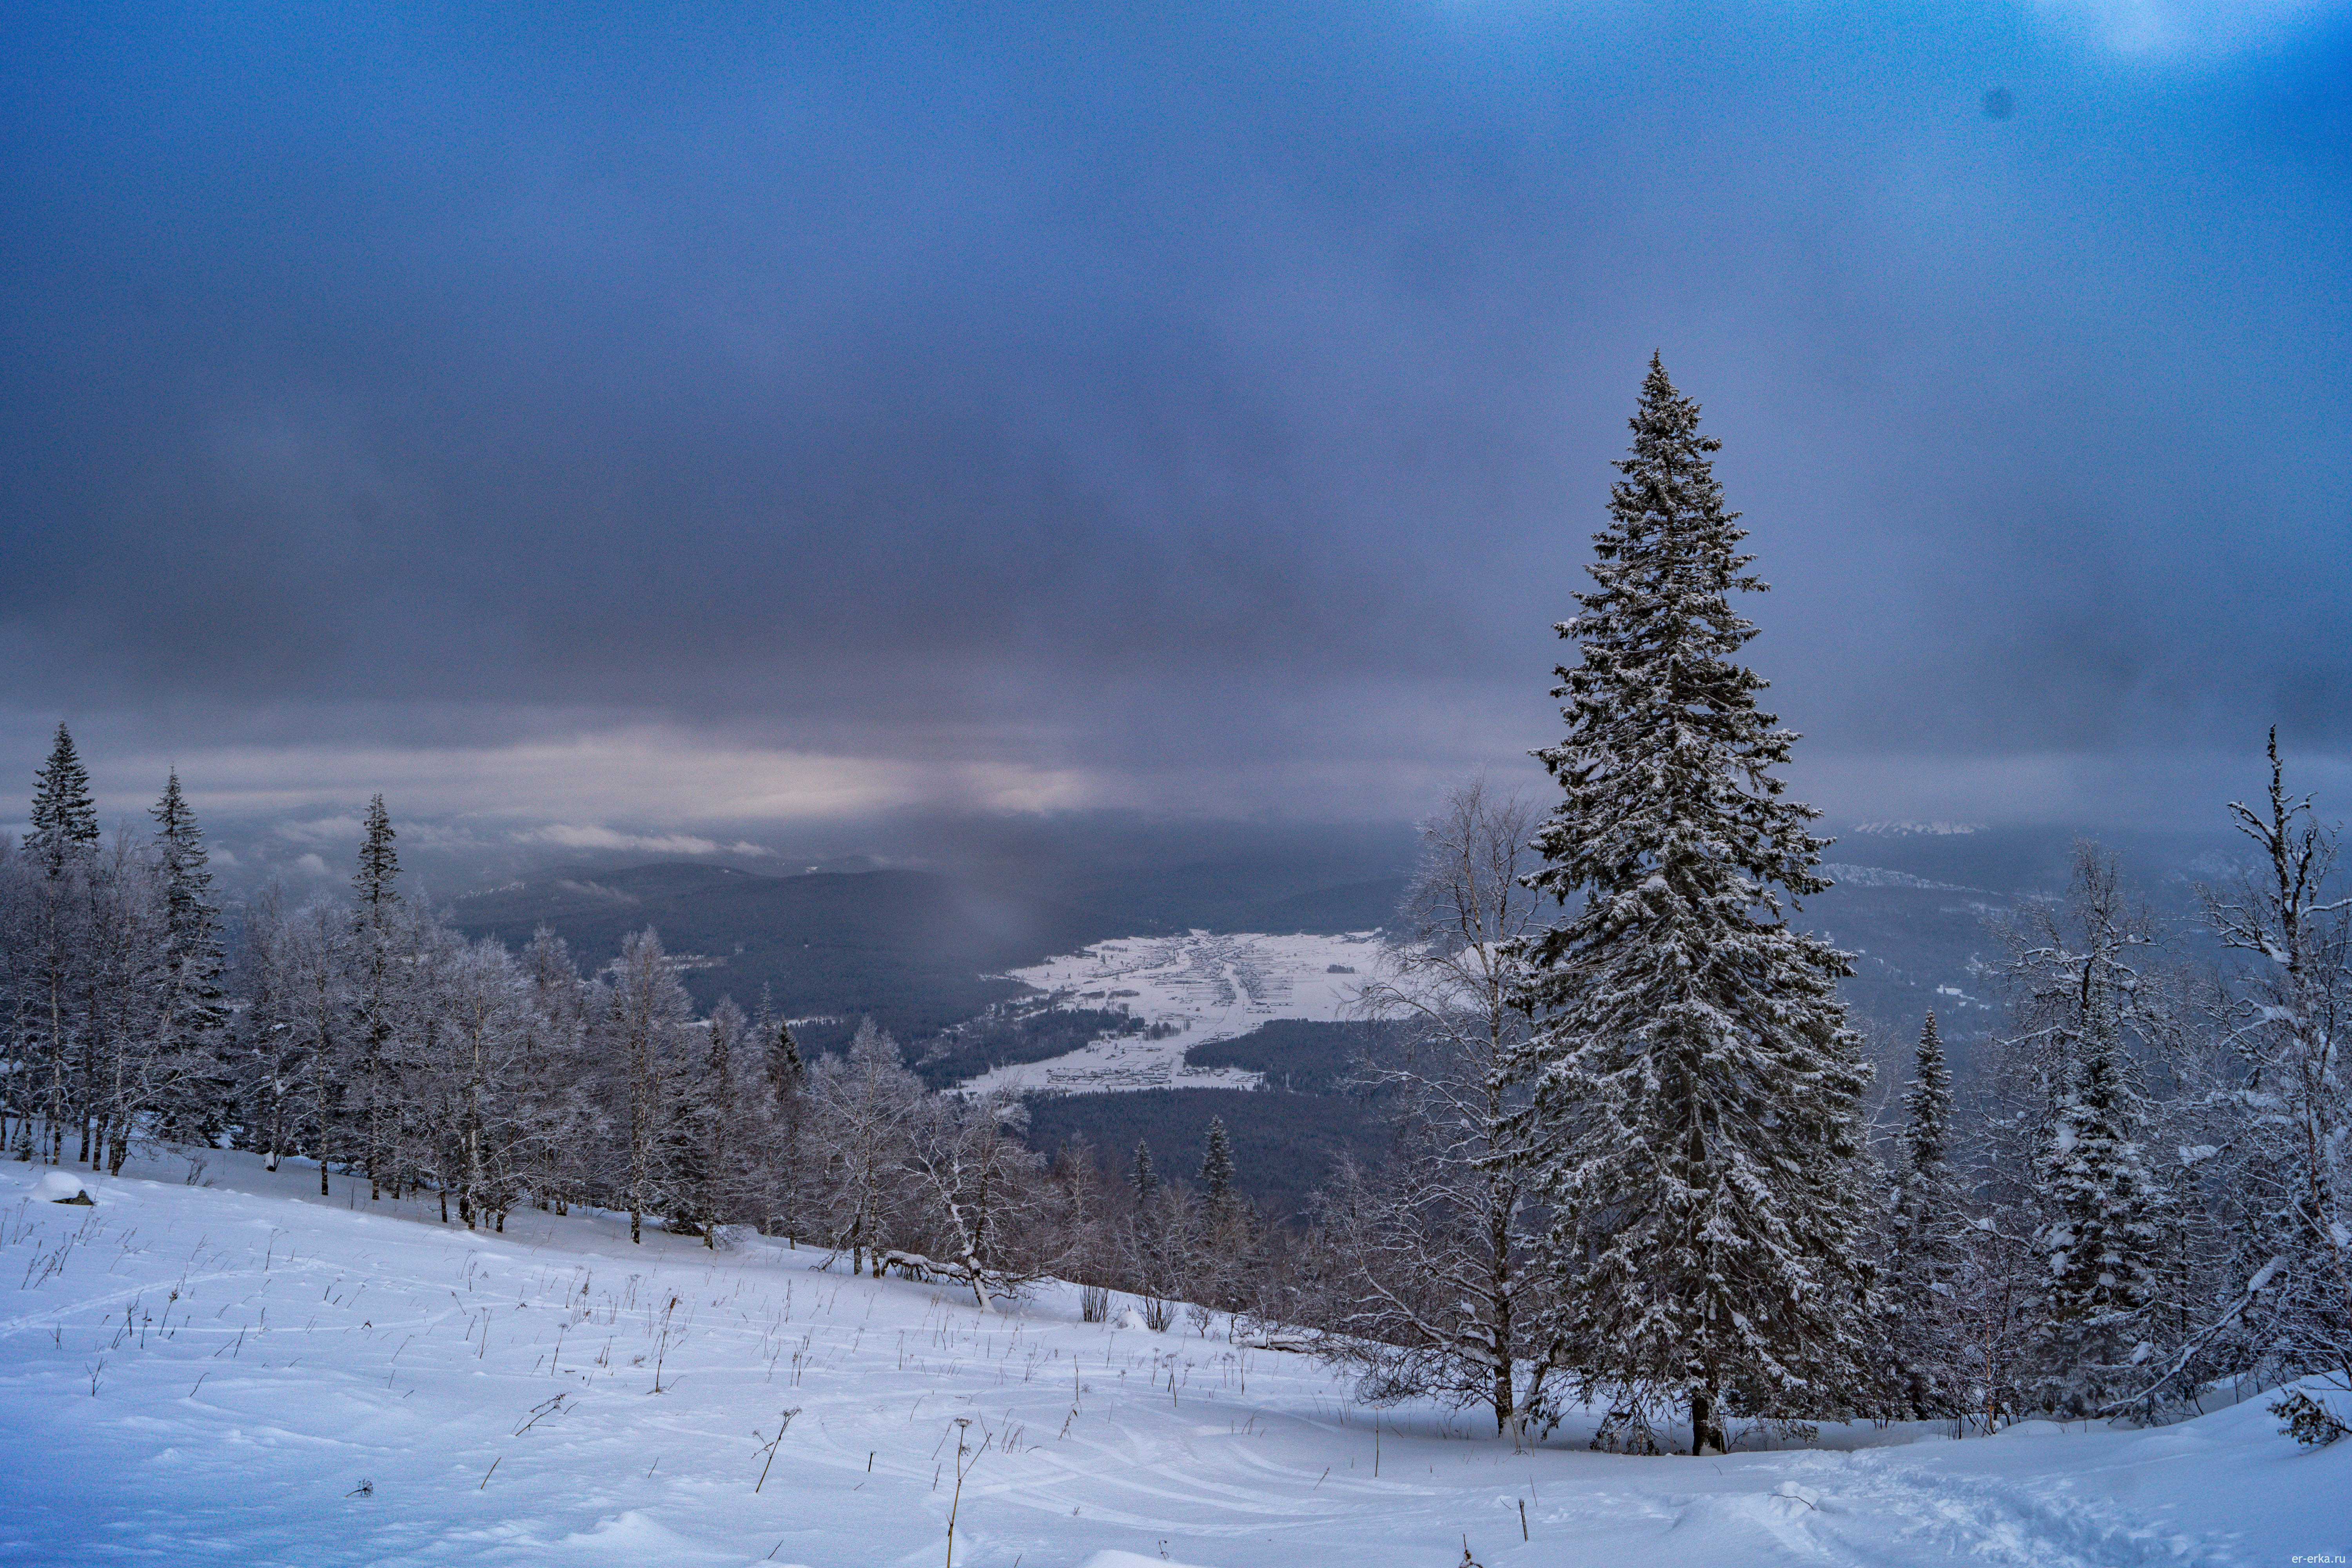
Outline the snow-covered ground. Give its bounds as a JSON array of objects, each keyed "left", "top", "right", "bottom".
[
  {"left": 962, "top": 931, "right": 1380, "bottom": 1096},
  {"left": 3, "top": 1154, "right": 2345, "bottom": 1568}
]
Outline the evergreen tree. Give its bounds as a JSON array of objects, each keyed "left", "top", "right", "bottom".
[
  {"left": 1200, "top": 1117, "right": 1236, "bottom": 1210},
  {"left": 1506, "top": 358, "right": 1884, "bottom": 1455},
  {"left": 354, "top": 794, "right": 399, "bottom": 911},
  {"left": 751, "top": 987, "right": 809, "bottom": 1238},
  {"left": 27, "top": 722, "right": 100, "bottom": 878},
  {"left": 1886, "top": 1013, "right": 1965, "bottom": 1418},
  {"left": 664, "top": 995, "right": 745, "bottom": 1246},
  {"left": 2029, "top": 979, "right": 2168, "bottom": 1415},
  {"left": 149, "top": 771, "right": 232, "bottom": 1145},
  {"left": 350, "top": 794, "right": 402, "bottom": 1198},
  {"left": 21, "top": 722, "right": 100, "bottom": 1162},
  {"left": 1130, "top": 1139, "right": 1158, "bottom": 1203},
  {"left": 767, "top": 1008, "right": 806, "bottom": 1098}
]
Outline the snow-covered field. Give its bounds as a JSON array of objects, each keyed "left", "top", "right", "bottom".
[
  {"left": 963, "top": 931, "right": 1380, "bottom": 1096},
  {"left": 3, "top": 1156, "right": 2344, "bottom": 1567}
]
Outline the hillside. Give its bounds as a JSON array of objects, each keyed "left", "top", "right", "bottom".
[{"left": 2, "top": 1156, "right": 2339, "bottom": 1566}]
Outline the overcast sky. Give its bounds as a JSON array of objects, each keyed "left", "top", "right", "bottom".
[{"left": 4, "top": 0, "right": 2348, "bottom": 848}]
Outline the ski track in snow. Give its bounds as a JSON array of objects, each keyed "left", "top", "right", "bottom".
[
  {"left": 962, "top": 931, "right": 1381, "bottom": 1096},
  {"left": 1, "top": 1155, "right": 2342, "bottom": 1568}
]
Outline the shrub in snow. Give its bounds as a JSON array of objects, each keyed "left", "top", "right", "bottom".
[{"left": 2270, "top": 1387, "right": 2349, "bottom": 1449}]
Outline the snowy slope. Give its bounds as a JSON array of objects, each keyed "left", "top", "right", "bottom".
[
  {"left": 964, "top": 931, "right": 1379, "bottom": 1096},
  {"left": 3, "top": 1155, "right": 2345, "bottom": 1568}
]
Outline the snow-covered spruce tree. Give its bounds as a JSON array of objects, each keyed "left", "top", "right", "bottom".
[
  {"left": 21, "top": 724, "right": 101, "bottom": 1161},
  {"left": 1200, "top": 1118, "right": 1237, "bottom": 1211},
  {"left": 350, "top": 794, "right": 402, "bottom": 1199},
  {"left": 27, "top": 722, "right": 100, "bottom": 877},
  {"left": 765, "top": 1002, "right": 806, "bottom": 1098},
  {"left": 1192, "top": 1115, "right": 1259, "bottom": 1311},
  {"left": 2028, "top": 972, "right": 2169, "bottom": 1417},
  {"left": 1987, "top": 845, "right": 2173, "bottom": 1174},
  {"left": 1506, "top": 358, "right": 1884, "bottom": 1455},
  {"left": 1317, "top": 780, "right": 1555, "bottom": 1438},
  {"left": 1886, "top": 1013, "right": 1967, "bottom": 1418},
  {"left": 661, "top": 995, "right": 746, "bottom": 1246},
  {"left": 1989, "top": 843, "right": 2184, "bottom": 1416},
  {"left": 750, "top": 992, "right": 810, "bottom": 1238},
  {"left": 146, "top": 771, "right": 233, "bottom": 1150},
  {"left": 1130, "top": 1139, "right": 1158, "bottom": 1204}
]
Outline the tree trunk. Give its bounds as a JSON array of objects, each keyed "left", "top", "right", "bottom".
[{"left": 1690, "top": 1386, "right": 1726, "bottom": 1456}]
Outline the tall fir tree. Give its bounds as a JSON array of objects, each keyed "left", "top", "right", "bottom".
[
  {"left": 2029, "top": 977, "right": 2167, "bottom": 1415},
  {"left": 767, "top": 1009, "right": 806, "bottom": 1099},
  {"left": 27, "top": 722, "right": 100, "bottom": 878},
  {"left": 351, "top": 794, "right": 401, "bottom": 1198},
  {"left": 1507, "top": 357, "right": 1885, "bottom": 1454},
  {"left": 665, "top": 994, "right": 746, "bottom": 1247},
  {"left": 754, "top": 988, "right": 809, "bottom": 1238},
  {"left": 1886, "top": 1013, "right": 1965, "bottom": 1417},
  {"left": 1199, "top": 1117, "right": 1236, "bottom": 1210},
  {"left": 149, "top": 770, "right": 232, "bottom": 1145},
  {"left": 22, "top": 722, "right": 100, "bottom": 1162},
  {"left": 1130, "top": 1140, "right": 1158, "bottom": 1203},
  {"left": 354, "top": 794, "right": 399, "bottom": 911}
]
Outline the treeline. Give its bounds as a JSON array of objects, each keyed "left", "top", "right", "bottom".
[{"left": 0, "top": 724, "right": 1272, "bottom": 1319}]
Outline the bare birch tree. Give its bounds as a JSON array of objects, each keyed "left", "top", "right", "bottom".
[{"left": 1315, "top": 780, "right": 1557, "bottom": 1438}]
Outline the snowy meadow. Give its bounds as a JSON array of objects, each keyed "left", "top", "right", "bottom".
[{"left": 2, "top": 1153, "right": 2343, "bottom": 1568}]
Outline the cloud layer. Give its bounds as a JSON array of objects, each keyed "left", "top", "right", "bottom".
[{"left": 3, "top": 1, "right": 2347, "bottom": 830}]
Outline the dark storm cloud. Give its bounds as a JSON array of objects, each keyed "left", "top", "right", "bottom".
[{"left": 2, "top": 1, "right": 2347, "bottom": 823}]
